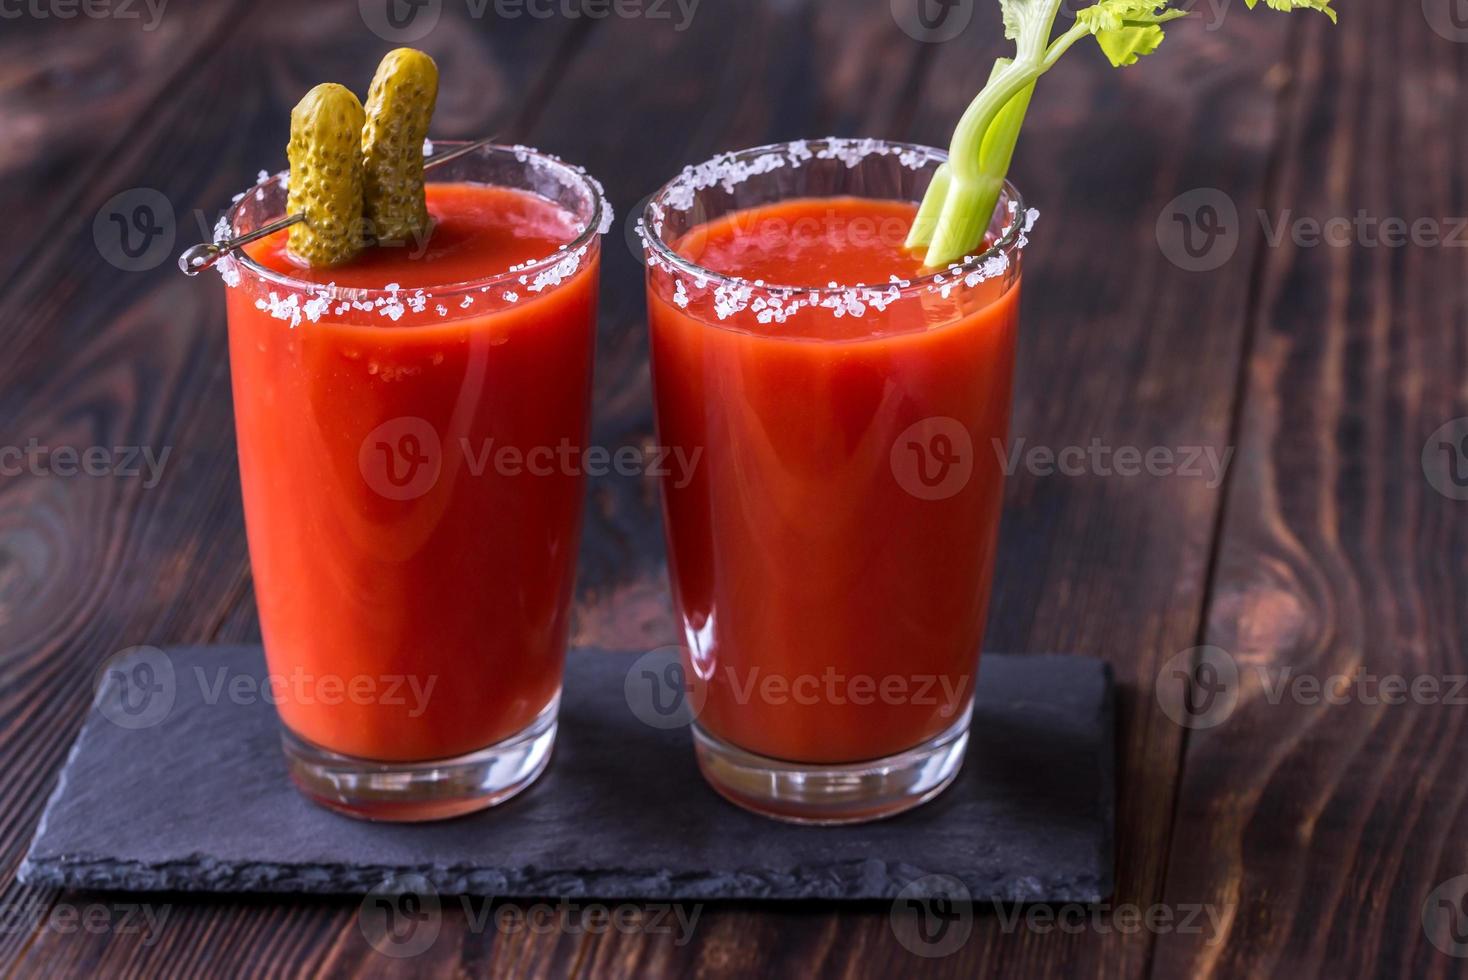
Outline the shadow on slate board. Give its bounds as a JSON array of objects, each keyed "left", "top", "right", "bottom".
[{"left": 22, "top": 646, "right": 1114, "bottom": 903}]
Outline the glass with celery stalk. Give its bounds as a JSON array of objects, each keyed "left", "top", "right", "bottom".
[{"left": 641, "top": 0, "right": 1335, "bottom": 825}]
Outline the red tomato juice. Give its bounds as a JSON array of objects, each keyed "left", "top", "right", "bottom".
[
  {"left": 226, "top": 183, "right": 599, "bottom": 762},
  {"left": 648, "top": 196, "right": 1020, "bottom": 764}
]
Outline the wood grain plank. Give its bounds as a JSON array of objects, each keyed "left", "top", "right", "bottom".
[
  {"left": 1150, "top": 5, "right": 1468, "bottom": 977},
  {"left": 0, "top": 6, "right": 243, "bottom": 292},
  {"left": 0, "top": 8, "right": 254, "bottom": 966},
  {"left": 0, "top": 3, "right": 585, "bottom": 975}
]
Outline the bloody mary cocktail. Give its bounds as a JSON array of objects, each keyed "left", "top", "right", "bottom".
[
  {"left": 221, "top": 144, "right": 606, "bottom": 820},
  {"left": 642, "top": 140, "right": 1029, "bottom": 823}
]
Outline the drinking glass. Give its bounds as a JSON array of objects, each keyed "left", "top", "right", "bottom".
[
  {"left": 641, "top": 139, "right": 1029, "bottom": 823},
  {"left": 221, "top": 143, "right": 605, "bottom": 820}
]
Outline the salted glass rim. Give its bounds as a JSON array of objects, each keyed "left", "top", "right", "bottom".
[
  {"left": 639, "top": 137, "right": 1029, "bottom": 299},
  {"left": 225, "top": 141, "right": 608, "bottom": 301}
]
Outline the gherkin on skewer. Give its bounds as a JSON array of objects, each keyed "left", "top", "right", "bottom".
[
  {"left": 285, "top": 83, "right": 368, "bottom": 267},
  {"left": 362, "top": 48, "right": 439, "bottom": 245}
]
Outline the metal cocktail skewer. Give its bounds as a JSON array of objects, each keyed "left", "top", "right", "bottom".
[{"left": 177, "top": 136, "right": 497, "bottom": 276}]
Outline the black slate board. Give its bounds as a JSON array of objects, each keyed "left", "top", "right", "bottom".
[{"left": 21, "top": 646, "right": 1114, "bottom": 902}]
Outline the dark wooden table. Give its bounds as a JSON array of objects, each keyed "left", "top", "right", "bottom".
[{"left": 2, "top": 0, "right": 1465, "bottom": 975}]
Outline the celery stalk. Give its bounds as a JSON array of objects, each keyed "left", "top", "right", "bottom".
[{"left": 908, "top": 0, "right": 1337, "bottom": 269}]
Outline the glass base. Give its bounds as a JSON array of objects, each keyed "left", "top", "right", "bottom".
[
  {"left": 691, "top": 701, "right": 973, "bottom": 825},
  {"left": 281, "top": 693, "right": 559, "bottom": 822}
]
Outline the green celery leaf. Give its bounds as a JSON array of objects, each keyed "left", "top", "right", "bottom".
[
  {"left": 1075, "top": 0, "right": 1183, "bottom": 33},
  {"left": 1094, "top": 21, "right": 1167, "bottom": 66},
  {"left": 1245, "top": 0, "right": 1337, "bottom": 23},
  {"left": 1075, "top": 2, "right": 1188, "bottom": 68}
]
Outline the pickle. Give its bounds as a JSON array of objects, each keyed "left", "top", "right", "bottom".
[
  {"left": 362, "top": 48, "right": 439, "bottom": 243},
  {"left": 286, "top": 83, "right": 367, "bottom": 267}
]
